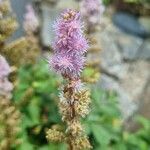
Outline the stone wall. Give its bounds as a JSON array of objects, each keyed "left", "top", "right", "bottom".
[{"left": 99, "top": 16, "right": 150, "bottom": 120}]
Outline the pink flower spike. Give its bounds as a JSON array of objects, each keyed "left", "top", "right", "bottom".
[
  {"left": 50, "top": 9, "right": 88, "bottom": 80},
  {"left": 23, "top": 4, "right": 39, "bottom": 33},
  {"left": 0, "top": 55, "right": 11, "bottom": 79},
  {"left": 52, "top": 9, "right": 88, "bottom": 55},
  {"left": 0, "top": 55, "right": 13, "bottom": 97},
  {"left": 81, "top": 0, "right": 105, "bottom": 26},
  {"left": 51, "top": 53, "right": 85, "bottom": 79}
]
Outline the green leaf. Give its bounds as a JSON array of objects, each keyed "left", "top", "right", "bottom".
[
  {"left": 18, "top": 134, "right": 34, "bottom": 150},
  {"left": 27, "top": 98, "right": 40, "bottom": 125},
  {"left": 91, "top": 124, "right": 112, "bottom": 146},
  {"left": 136, "top": 116, "right": 150, "bottom": 130},
  {"left": 114, "top": 143, "right": 127, "bottom": 150},
  {"left": 19, "top": 143, "right": 34, "bottom": 150}
]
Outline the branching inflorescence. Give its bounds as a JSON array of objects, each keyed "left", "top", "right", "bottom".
[
  {"left": 46, "top": 9, "right": 92, "bottom": 150},
  {"left": 0, "top": 0, "right": 39, "bottom": 71},
  {"left": 80, "top": 0, "right": 105, "bottom": 83},
  {"left": 22, "top": 4, "right": 40, "bottom": 65},
  {"left": 81, "top": 0, "right": 105, "bottom": 33},
  {"left": 0, "top": 55, "right": 21, "bottom": 150},
  {"left": 23, "top": 4, "right": 39, "bottom": 34},
  {"left": 0, "top": 55, "right": 13, "bottom": 98}
]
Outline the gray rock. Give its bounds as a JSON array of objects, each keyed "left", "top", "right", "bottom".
[
  {"left": 136, "top": 39, "right": 150, "bottom": 59},
  {"left": 99, "top": 74, "right": 137, "bottom": 119},
  {"left": 100, "top": 23, "right": 149, "bottom": 60},
  {"left": 10, "top": 0, "right": 32, "bottom": 40},
  {"left": 41, "top": 3, "right": 61, "bottom": 47},
  {"left": 139, "top": 17, "right": 150, "bottom": 33},
  {"left": 112, "top": 12, "right": 150, "bottom": 38},
  {"left": 117, "top": 88, "right": 137, "bottom": 119},
  {"left": 97, "top": 15, "right": 150, "bottom": 121},
  {"left": 99, "top": 74, "right": 119, "bottom": 90},
  {"left": 98, "top": 26, "right": 128, "bottom": 79},
  {"left": 138, "top": 78, "right": 150, "bottom": 119},
  {"left": 120, "top": 61, "right": 150, "bottom": 102},
  {"left": 117, "top": 33, "right": 144, "bottom": 60},
  {"left": 98, "top": 59, "right": 150, "bottom": 119}
]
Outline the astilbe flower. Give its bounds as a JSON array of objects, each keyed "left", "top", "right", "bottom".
[
  {"left": 80, "top": 0, "right": 105, "bottom": 83},
  {"left": 51, "top": 9, "right": 88, "bottom": 80},
  {"left": 80, "top": 0, "right": 105, "bottom": 32},
  {"left": 22, "top": 4, "right": 40, "bottom": 65},
  {"left": 0, "top": 55, "right": 11, "bottom": 78},
  {"left": 23, "top": 4, "right": 39, "bottom": 33},
  {"left": 0, "top": 55, "right": 13, "bottom": 98},
  {"left": 0, "top": 55, "right": 20, "bottom": 149},
  {"left": 47, "top": 9, "right": 92, "bottom": 150},
  {"left": 51, "top": 53, "right": 85, "bottom": 79}
]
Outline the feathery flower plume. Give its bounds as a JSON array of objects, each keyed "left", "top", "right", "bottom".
[
  {"left": 23, "top": 4, "right": 39, "bottom": 33},
  {"left": 47, "top": 9, "right": 92, "bottom": 150},
  {"left": 0, "top": 55, "right": 13, "bottom": 97},
  {"left": 81, "top": 0, "right": 105, "bottom": 32},
  {"left": 22, "top": 4, "right": 40, "bottom": 66},
  {"left": 0, "top": 55, "right": 11, "bottom": 78},
  {"left": 51, "top": 9, "right": 88, "bottom": 79},
  {"left": 80, "top": 0, "right": 105, "bottom": 83}
]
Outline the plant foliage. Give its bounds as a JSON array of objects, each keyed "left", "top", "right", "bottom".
[{"left": 12, "top": 60, "right": 150, "bottom": 150}]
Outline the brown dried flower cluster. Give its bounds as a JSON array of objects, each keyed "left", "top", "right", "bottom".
[
  {"left": 0, "top": 97, "right": 21, "bottom": 150},
  {"left": 47, "top": 80, "right": 92, "bottom": 150},
  {"left": 0, "top": 0, "right": 18, "bottom": 42},
  {"left": 0, "top": 54, "right": 21, "bottom": 150},
  {"left": 83, "top": 35, "right": 101, "bottom": 83},
  {"left": 46, "top": 128, "right": 65, "bottom": 142},
  {"left": 0, "top": 0, "right": 40, "bottom": 70}
]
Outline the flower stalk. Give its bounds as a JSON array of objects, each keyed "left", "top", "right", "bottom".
[
  {"left": 0, "top": 55, "right": 21, "bottom": 150},
  {"left": 81, "top": 0, "right": 105, "bottom": 84},
  {"left": 46, "top": 9, "right": 92, "bottom": 150},
  {"left": 80, "top": 0, "right": 105, "bottom": 33}
]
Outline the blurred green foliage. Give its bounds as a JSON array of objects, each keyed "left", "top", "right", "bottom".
[
  {"left": 12, "top": 60, "right": 150, "bottom": 150},
  {"left": 12, "top": 60, "right": 66, "bottom": 150},
  {"left": 124, "top": 0, "right": 150, "bottom": 4},
  {"left": 87, "top": 89, "right": 150, "bottom": 150},
  {"left": 103, "top": 0, "right": 112, "bottom": 5}
]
